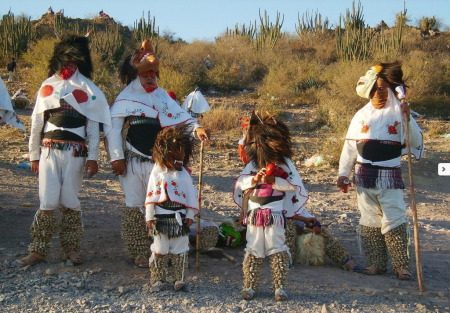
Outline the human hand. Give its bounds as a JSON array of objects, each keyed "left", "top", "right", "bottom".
[
  {"left": 31, "top": 160, "right": 39, "bottom": 175},
  {"left": 84, "top": 160, "right": 98, "bottom": 177},
  {"left": 253, "top": 168, "right": 266, "bottom": 183},
  {"left": 400, "top": 100, "right": 410, "bottom": 122},
  {"left": 147, "top": 220, "right": 156, "bottom": 231},
  {"left": 185, "top": 218, "right": 194, "bottom": 227},
  {"left": 261, "top": 174, "right": 275, "bottom": 184},
  {"left": 111, "top": 159, "right": 126, "bottom": 176},
  {"left": 337, "top": 176, "right": 349, "bottom": 193},
  {"left": 195, "top": 127, "right": 211, "bottom": 142},
  {"left": 312, "top": 225, "right": 322, "bottom": 235}
]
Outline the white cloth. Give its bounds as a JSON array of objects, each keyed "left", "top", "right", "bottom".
[
  {"left": 33, "top": 69, "right": 111, "bottom": 126},
  {"left": 339, "top": 89, "right": 424, "bottom": 178},
  {"left": 38, "top": 147, "right": 85, "bottom": 211},
  {"left": 0, "top": 79, "right": 25, "bottom": 131},
  {"left": 151, "top": 234, "right": 189, "bottom": 255},
  {"left": 105, "top": 79, "right": 200, "bottom": 161},
  {"left": 233, "top": 158, "right": 309, "bottom": 218},
  {"left": 182, "top": 89, "right": 211, "bottom": 114},
  {"left": 356, "top": 185, "right": 407, "bottom": 234},
  {"left": 120, "top": 158, "right": 155, "bottom": 210},
  {"left": 145, "top": 164, "right": 199, "bottom": 221},
  {"left": 245, "top": 223, "right": 288, "bottom": 258}
]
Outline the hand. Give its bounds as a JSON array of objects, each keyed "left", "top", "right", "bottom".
[
  {"left": 400, "top": 100, "right": 410, "bottom": 122},
  {"left": 111, "top": 159, "right": 126, "bottom": 176},
  {"left": 304, "top": 217, "right": 317, "bottom": 227},
  {"left": 337, "top": 176, "right": 349, "bottom": 193},
  {"left": 84, "top": 160, "right": 98, "bottom": 177},
  {"left": 195, "top": 127, "right": 211, "bottom": 142},
  {"left": 253, "top": 168, "right": 265, "bottom": 183},
  {"left": 31, "top": 160, "right": 39, "bottom": 175},
  {"left": 185, "top": 218, "right": 193, "bottom": 227},
  {"left": 312, "top": 225, "right": 322, "bottom": 235},
  {"left": 147, "top": 220, "right": 156, "bottom": 231}
]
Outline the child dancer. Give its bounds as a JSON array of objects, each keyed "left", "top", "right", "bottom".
[
  {"left": 145, "top": 123, "right": 199, "bottom": 291},
  {"left": 233, "top": 110, "right": 309, "bottom": 301}
]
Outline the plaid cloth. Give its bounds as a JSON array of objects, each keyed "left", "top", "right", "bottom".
[{"left": 354, "top": 163, "right": 404, "bottom": 189}]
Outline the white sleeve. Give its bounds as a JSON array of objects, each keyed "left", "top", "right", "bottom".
[
  {"left": 185, "top": 208, "right": 196, "bottom": 220},
  {"left": 29, "top": 113, "right": 44, "bottom": 161},
  {"left": 273, "top": 177, "right": 296, "bottom": 191},
  {"left": 86, "top": 119, "right": 100, "bottom": 161},
  {"left": 237, "top": 175, "right": 256, "bottom": 190},
  {"left": 145, "top": 203, "right": 156, "bottom": 221},
  {"left": 106, "top": 116, "right": 125, "bottom": 161},
  {"left": 338, "top": 139, "right": 357, "bottom": 177}
]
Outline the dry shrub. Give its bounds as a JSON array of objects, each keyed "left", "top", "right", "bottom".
[
  {"left": 200, "top": 103, "right": 241, "bottom": 137},
  {"left": 158, "top": 66, "right": 196, "bottom": 100},
  {"left": 425, "top": 121, "right": 449, "bottom": 136}
]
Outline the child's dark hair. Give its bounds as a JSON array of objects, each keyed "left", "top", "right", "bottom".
[
  {"left": 245, "top": 110, "right": 293, "bottom": 169},
  {"left": 152, "top": 123, "right": 195, "bottom": 171},
  {"left": 377, "top": 61, "right": 408, "bottom": 92}
]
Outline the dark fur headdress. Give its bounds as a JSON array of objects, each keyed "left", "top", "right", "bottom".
[
  {"left": 152, "top": 123, "right": 196, "bottom": 171},
  {"left": 244, "top": 109, "right": 293, "bottom": 169},
  {"left": 48, "top": 34, "right": 93, "bottom": 79}
]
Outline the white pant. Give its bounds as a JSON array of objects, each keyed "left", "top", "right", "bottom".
[
  {"left": 357, "top": 186, "right": 407, "bottom": 234},
  {"left": 39, "top": 147, "right": 85, "bottom": 211},
  {"left": 119, "top": 158, "right": 154, "bottom": 210},
  {"left": 245, "top": 224, "right": 288, "bottom": 258},
  {"left": 151, "top": 234, "right": 189, "bottom": 255},
  {"left": 8, "top": 71, "right": 13, "bottom": 82}
]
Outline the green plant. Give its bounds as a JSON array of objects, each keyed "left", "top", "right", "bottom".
[
  {"left": 133, "top": 11, "right": 159, "bottom": 54},
  {"left": 0, "top": 11, "right": 37, "bottom": 60},
  {"left": 296, "top": 9, "right": 329, "bottom": 37}
]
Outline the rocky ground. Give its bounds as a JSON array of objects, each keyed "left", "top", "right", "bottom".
[{"left": 1, "top": 89, "right": 450, "bottom": 313}]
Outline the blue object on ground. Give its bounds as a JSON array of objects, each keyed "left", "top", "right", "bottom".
[{"left": 17, "top": 162, "right": 31, "bottom": 169}]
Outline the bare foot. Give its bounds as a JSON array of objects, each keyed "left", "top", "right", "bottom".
[
  {"left": 20, "top": 252, "right": 45, "bottom": 267},
  {"left": 363, "top": 264, "right": 384, "bottom": 275},
  {"left": 134, "top": 255, "right": 149, "bottom": 268},
  {"left": 398, "top": 269, "right": 412, "bottom": 280},
  {"left": 63, "top": 251, "right": 83, "bottom": 265}
]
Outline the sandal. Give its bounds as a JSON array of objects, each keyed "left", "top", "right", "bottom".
[
  {"left": 362, "top": 264, "right": 385, "bottom": 275},
  {"left": 174, "top": 280, "right": 185, "bottom": 291},
  {"left": 397, "top": 269, "right": 412, "bottom": 280},
  {"left": 151, "top": 281, "right": 165, "bottom": 292},
  {"left": 242, "top": 288, "right": 255, "bottom": 300},
  {"left": 275, "top": 288, "right": 288, "bottom": 301},
  {"left": 343, "top": 258, "right": 361, "bottom": 272},
  {"left": 20, "top": 252, "right": 45, "bottom": 267},
  {"left": 63, "top": 251, "right": 83, "bottom": 265},
  {"left": 134, "top": 255, "right": 149, "bottom": 268}
]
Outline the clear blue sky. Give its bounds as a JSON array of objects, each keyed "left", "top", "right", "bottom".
[{"left": 5, "top": 0, "right": 450, "bottom": 42}]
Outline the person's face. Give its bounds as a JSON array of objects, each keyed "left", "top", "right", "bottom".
[
  {"left": 370, "top": 77, "right": 389, "bottom": 109},
  {"left": 139, "top": 72, "right": 157, "bottom": 86}
]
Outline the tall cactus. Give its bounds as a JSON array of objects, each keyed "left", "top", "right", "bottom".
[
  {"left": 0, "top": 11, "right": 36, "bottom": 60},
  {"left": 90, "top": 23, "right": 125, "bottom": 65},
  {"left": 255, "top": 9, "right": 284, "bottom": 51},
  {"left": 296, "top": 9, "right": 329, "bottom": 37},
  {"left": 133, "top": 11, "right": 159, "bottom": 54}
]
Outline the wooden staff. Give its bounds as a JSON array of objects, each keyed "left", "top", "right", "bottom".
[
  {"left": 402, "top": 101, "right": 425, "bottom": 292},
  {"left": 196, "top": 141, "right": 205, "bottom": 270}
]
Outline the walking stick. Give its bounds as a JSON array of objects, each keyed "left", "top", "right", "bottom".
[
  {"left": 402, "top": 100, "right": 425, "bottom": 292},
  {"left": 196, "top": 141, "right": 204, "bottom": 270}
]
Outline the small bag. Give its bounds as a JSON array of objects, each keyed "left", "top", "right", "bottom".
[{"left": 218, "top": 224, "right": 241, "bottom": 248}]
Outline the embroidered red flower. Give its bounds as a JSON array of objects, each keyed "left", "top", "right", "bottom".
[
  {"left": 147, "top": 192, "right": 153, "bottom": 197},
  {"left": 388, "top": 125, "right": 397, "bottom": 134},
  {"left": 361, "top": 125, "right": 369, "bottom": 133},
  {"left": 164, "top": 182, "right": 168, "bottom": 188},
  {"left": 156, "top": 190, "right": 161, "bottom": 194},
  {"left": 183, "top": 194, "right": 186, "bottom": 198},
  {"left": 292, "top": 195, "right": 298, "bottom": 204},
  {"left": 168, "top": 113, "right": 173, "bottom": 118},
  {"left": 175, "top": 191, "right": 179, "bottom": 195},
  {"left": 141, "top": 113, "right": 145, "bottom": 117},
  {"left": 172, "top": 182, "right": 177, "bottom": 186}
]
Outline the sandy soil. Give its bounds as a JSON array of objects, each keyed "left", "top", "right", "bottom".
[{"left": 1, "top": 92, "right": 449, "bottom": 312}]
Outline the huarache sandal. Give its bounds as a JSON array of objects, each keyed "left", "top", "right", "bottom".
[
  {"left": 63, "top": 251, "right": 83, "bottom": 265},
  {"left": 397, "top": 269, "right": 412, "bottom": 280},
  {"left": 20, "top": 252, "right": 45, "bottom": 267},
  {"left": 134, "top": 255, "right": 149, "bottom": 268},
  {"left": 343, "top": 258, "right": 361, "bottom": 272},
  {"left": 242, "top": 288, "right": 255, "bottom": 300},
  {"left": 362, "top": 264, "right": 385, "bottom": 275},
  {"left": 275, "top": 288, "right": 288, "bottom": 301},
  {"left": 174, "top": 280, "right": 186, "bottom": 291}
]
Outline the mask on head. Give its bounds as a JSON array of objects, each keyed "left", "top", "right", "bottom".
[{"left": 356, "top": 65, "right": 382, "bottom": 99}]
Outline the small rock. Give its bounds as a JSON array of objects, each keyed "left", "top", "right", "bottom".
[
  {"left": 182, "top": 299, "right": 190, "bottom": 306},
  {"left": 321, "top": 304, "right": 328, "bottom": 313},
  {"left": 45, "top": 268, "right": 57, "bottom": 275}
]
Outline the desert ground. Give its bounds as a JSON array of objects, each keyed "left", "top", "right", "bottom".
[{"left": 1, "top": 88, "right": 450, "bottom": 312}]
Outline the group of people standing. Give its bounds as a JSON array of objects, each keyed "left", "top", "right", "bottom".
[{"left": 1, "top": 32, "right": 423, "bottom": 302}]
